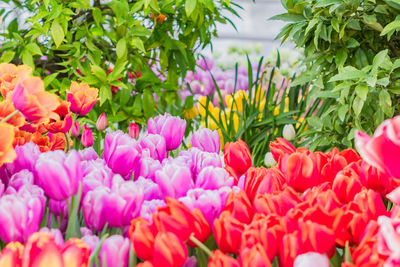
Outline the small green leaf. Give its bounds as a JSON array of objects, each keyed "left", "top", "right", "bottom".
[
  {"left": 381, "top": 20, "right": 400, "bottom": 36},
  {"left": 307, "top": 116, "right": 324, "bottom": 130},
  {"left": 329, "top": 67, "right": 368, "bottom": 82},
  {"left": 335, "top": 48, "right": 348, "bottom": 67},
  {"left": 116, "top": 38, "right": 127, "bottom": 58},
  {"left": 355, "top": 84, "right": 368, "bottom": 101},
  {"left": 51, "top": 21, "right": 64, "bottom": 48},
  {"left": 338, "top": 105, "right": 348, "bottom": 121},
  {"left": 26, "top": 43, "right": 43, "bottom": 56},
  {"left": 131, "top": 38, "right": 145, "bottom": 53},
  {"left": 352, "top": 96, "right": 365, "bottom": 116},
  {"left": 143, "top": 90, "right": 155, "bottom": 118},
  {"left": 100, "top": 85, "right": 112, "bottom": 105}
]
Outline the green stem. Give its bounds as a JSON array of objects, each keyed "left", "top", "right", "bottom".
[
  {"left": 1, "top": 110, "right": 19, "bottom": 123},
  {"left": 64, "top": 132, "right": 70, "bottom": 152},
  {"left": 189, "top": 234, "right": 213, "bottom": 258}
]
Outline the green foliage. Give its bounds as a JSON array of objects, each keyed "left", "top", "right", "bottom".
[
  {"left": 200, "top": 54, "right": 317, "bottom": 166},
  {"left": 0, "top": 0, "right": 238, "bottom": 126},
  {"left": 272, "top": 0, "right": 400, "bottom": 150}
]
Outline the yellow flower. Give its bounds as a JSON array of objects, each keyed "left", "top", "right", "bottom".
[
  {"left": 197, "top": 96, "right": 213, "bottom": 118},
  {"left": 184, "top": 106, "right": 198, "bottom": 120}
]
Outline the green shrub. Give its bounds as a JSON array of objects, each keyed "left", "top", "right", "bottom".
[
  {"left": 272, "top": 0, "right": 400, "bottom": 150},
  {"left": 0, "top": 0, "right": 239, "bottom": 124}
]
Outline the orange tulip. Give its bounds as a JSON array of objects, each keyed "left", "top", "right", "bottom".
[
  {"left": 253, "top": 186, "right": 301, "bottom": 216},
  {"left": 285, "top": 151, "right": 319, "bottom": 192},
  {"left": 223, "top": 139, "right": 252, "bottom": 176},
  {"left": 0, "top": 241, "right": 24, "bottom": 267},
  {"left": 208, "top": 250, "right": 240, "bottom": 267},
  {"left": 129, "top": 218, "right": 157, "bottom": 261},
  {"left": 269, "top": 137, "right": 296, "bottom": 163},
  {"left": 153, "top": 231, "right": 187, "bottom": 267},
  {"left": 244, "top": 166, "right": 285, "bottom": 201},
  {"left": 212, "top": 211, "right": 244, "bottom": 254},
  {"left": 45, "top": 100, "right": 73, "bottom": 133},
  {"left": 11, "top": 75, "right": 59, "bottom": 124},
  {"left": 239, "top": 244, "right": 272, "bottom": 267},
  {"left": 0, "top": 99, "right": 25, "bottom": 128},
  {"left": 0, "top": 63, "right": 31, "bottom": 98},
  {"left": 0, "top": 122, "right": 16, "bottom": 166},
  {"left": 222, "top": 190, "right": 253, "bottom": 224},
  {"left": 333, "top": 165, "right": 363, "bottom": 203},
  {"left": 61, "top": 238, "right": 90, "bottom": 267},
  {"left": 67, "top": 82, "right": 98, "bottom": 116}
]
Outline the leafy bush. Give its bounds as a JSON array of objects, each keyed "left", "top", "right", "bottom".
[
  {"left": 272, "top": 0, "right": 400, "bottom": 150},
  {"left": 0, "top": 0, "right": 239, "bottom": 124}
]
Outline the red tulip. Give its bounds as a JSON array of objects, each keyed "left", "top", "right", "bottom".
[
  {"left": 129, "top": 122, "right": 140, "bottom": 139},
  {"left": 253, "top": 187, "right": 302, "bottom": 216},
  {"left": 269, "top": 137, "right": 296, "bottom": 162},
  {"left": 223, "top": 140, "right": 252, "bottom": 176},
  {"left": 153, "top": 231, "right": 187, "bottom": 267},
  {"left": 208, "top": 250, "right": 240, "bottom": 267},
  {"left": 333, "top": 165, "right": 363, "bottom": 203},
  {"left": 360, "top": 161, "right": 392, "bottom": 196},
  {"left": 244, "top": 166, "right": 285, "bottom": 201},
  {"left": 280, "top": 232, "right": 301, "bottom": 267},
  {"left": 285, "top": 151, "right": 319, "bottom": 192},
  {"left": 129, "top": 218, "right": 157, "bottom": 261},
  {"left": 45, "top": 100, "right": 73, "bottom": 134},
  {"left": 212, "top": 211, "right": 244, "bottom": 254},
  {"left": 222, "top": 190, "right": 253, "bottom": 224}
]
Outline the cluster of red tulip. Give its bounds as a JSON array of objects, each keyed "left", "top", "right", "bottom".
[{"left": 0, "top": 63, "right": 98, "bottom": 165}]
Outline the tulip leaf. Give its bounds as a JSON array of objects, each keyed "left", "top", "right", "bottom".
[
  {"left": 51, "top": 20, "right": 64, "bottom": 48},
  {"left": 344, "top": 241, "right": 353, "bottom": 263},
  {"left": 143, "top": 90, "right": 155, "bottom": 119},
  {"left": 88, "top": 233, "right": 109, "bottom": 267},
  {"left": 65, "top": 183, "right": 82, "bottom": 240}
]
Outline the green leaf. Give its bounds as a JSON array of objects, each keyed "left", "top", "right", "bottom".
[
  {"left": 131, "top": 38, "right": 146, "bottom": 53},
  {"left": 185, "top": 0, "right": 197, "bottom": 16},
  {"left": 143, "top": 90, "right": 155, "bottom": 119},
  {"left": 26, "top": 43, "right": 42, "bottom": 56},
  {"left": 116, "top": 38, "right": 127, "bottom": 58},
  {"left": 307, "top": 116, "right": 324, "bottom": 130},
  {"left": 346, "top": 38, "right": 360, "bottom": 48},
  {"left": 21, "top": 49, "right": 34, "bottom": 67},
  {"left": 329, "top": 67, "right": 368, "bottom": 82},
  {"left": 100, "top": 85, "right": 112, "bottom": 105},
  {"left": 355, "top": 84, "right": 368, "bottom": 101},
  {"left": 51, "top": 21, "right": 64, "bottom": 48},
  {"left": 335, "top": 48, "right": 348, "bottom": 68},
  {"left": 352, "top": 96, "right": 364, "bottom": 116},
  {"left": 338, "top": 105, "right": 348, "bottom": 121},
  {"left": 379, "top": 89, "right": 392, "bottom": 116},
  {"left": 381, "top": 20, "right": 400, "bottom": 36},
  {"left": 0, "top": 51, "right": 15, "bottom": 63},
  {"left": 269, "top": 13, "right": 306, "bottom": 22},
  {"left": 66, "top": 184, "right": 82, "bottom": 240}
]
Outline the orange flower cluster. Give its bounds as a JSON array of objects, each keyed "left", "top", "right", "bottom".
[
  {"left": 0, "top": 63, "right": 98, "bottom": 165},
  {"left": 0, "top": 232, "right": 90, "bottom": 267}
]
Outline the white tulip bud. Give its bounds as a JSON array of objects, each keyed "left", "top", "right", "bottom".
[
  {"left": 264, "top": 152, "right": 276, "bottom": 167},
  {"left": 294, "top": 252, "right": 330, "bottom": 267},
  {"left": 283, "top": 124, "right": 296, "bottom": 141}
]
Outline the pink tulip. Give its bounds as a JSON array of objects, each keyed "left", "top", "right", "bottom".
[
  {"left": 72, "top": 121, "right": 80, "bottom": 137},
  {"left": 99, "top": 235, "right": 130, "bottom": 267},
  {"left": 148, "top": 113, "right": 186, "bottom": 151},
  {"left": 195, "top": 166, "right": 234, "bottom": 190},
  {"left": 35, "top": 150, "right": 82, "bottom": 201},
  {"left": 6, "top": 142, "right": 40, "bottom": 174},
  {"left": 96, "top": 113, "right": 107, "bottom": 131},
  {"left": 155, "top": 164, "right": 194, "bottom": 198},
  {"left": 103, "top": 131, "right": 142, "bottom": 179},
  {"left": 191, "top": 128, "right": 221, "bottom": 153},
  {"left": 355, "top": 116, "right": 400, "bottom": 178},
  {"left": 140, "top": 199, "right": 166, "bottom": 222},
  {"left": 129, "top": 122, "right": 140, "bottom": 139},
  {"left": 81, "top": 124, "right": 94, "bottom": 147}
]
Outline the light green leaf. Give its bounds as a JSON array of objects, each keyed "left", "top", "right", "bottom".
[
  {"left": 269, "top": 13, "right": 306, "bottom": 22},
  {"left": 0, "top": 51, "right": 15, "bottom": 63},
  {"left": 51, "top": 21, "right": 64, "bottom": 48},
  {"left": 355, "top": 84, "right": 368, "bottom": 101},
  {"left": 100, "top": 85, "right": 112, "bottom": 105},
  {"left": 185, "top": 0, "right": 197, "bottom": 16},
  {"left": 26, "top": 43, "right": 43, "bottom": 56},
  {"left": 143, "top": 90, "right": 155, "bottom": 118},
  {"left": 116, "top": 38, "right": 127, "bottom": 58},
  {"left": 329, "top": 67, "right": 368, "bottom": 82},
  {"left": 381, "top": 20, "right": 400, "bottom": 36},
  {"left": 352, "top": 96, "right": 365, "bottom": 116},
  {"left": 307, "top": 116, "right": 324, "bottom": 130},
  {"left": 21, "top": 49, "right": 34, "bottom": 67},
  {"left": 131, "top": 38, "right": 145, "bottom": 53},
  {"left": 338, "top": 105, "right": 348, "bottom": 121},
  {"left": 335, "top": 48, "right": 348, "bottom": 67}
]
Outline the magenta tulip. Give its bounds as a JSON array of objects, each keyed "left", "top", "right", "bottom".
[
  {"left": 35, "top": 150, "right": 82, "bottom": 201},
  {"left": 6, "top": 142, "right": 40, "bottom": 175},
  {"left": 148, "top": 113, "right": 186, "bottom": 151},
  {"left": 129, "top": 122, "right": 140, "bottom": 139},
  {"left": 81, "top": 124, "right": 94, "bottom": 147},
  {"left": 195, "top": 166, "right": 234, "bottom": 190},
  {"left": 100, "top": 235, "right": 130, "bottom": 267},
  {"left": 8, "top": 169, "right": 34, "bottom": 192},
  {"left": 140, "top": 134, "right": 167, "bottom": 161},
  {"left": 79, "top": 147, "right": 99, "bottom": 161},
  {"left": 72, "top": 121, "right": 80, "bottom": 137},
  {"left": 191, "top": 128, "right": 220, "bottom": 153},
  {"left": 355, "top": 116, "right": 400, "bottom": 178},
  {"left": 192, "top": 149, "right": 223, "bottom": 175},
  {"left": 140, "top": 199, "right": 166, "bottom": 222},
  {"left": 103, "top": 131, "right": 142, "bottom": 179}
]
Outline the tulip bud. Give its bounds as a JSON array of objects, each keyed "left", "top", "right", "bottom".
[
  {"left": 282, "top": 124, "right": 296, "bottom": 141},
  {"left": 81, "top": 124, "right": 94, "bottom": 147},
  {"left": 72, "top": 121, "right": 80, "bottom": 137},
  {"left": 294, "top": 252, "right": 330, "bottom": 267},
  {"left": 96, "top": 113, "right": 107, "bottom": 131},
  {"left": 264, "top": 152, "right": 276, "bottom": 167},
  {"left": 129, "top": 122, "right": 140, "bottom": 139}
]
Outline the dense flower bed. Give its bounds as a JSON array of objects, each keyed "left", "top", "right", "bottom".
[{"left": 1, "top": 62, "right": 400, "bottom": 266}]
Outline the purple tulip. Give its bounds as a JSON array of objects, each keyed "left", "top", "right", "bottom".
[
  {"left": 134, "top": 177, "right": 162, "bottom": 200},
  {"left": 100, "top": 235, "right": 130, "bottom": 267},
  {"left": 35, "top": 150, "right": 82, "bottom": 201},
  {"left": 39, "top": 228, "right": 64, "bottom": 247},
  {"left": 140, "top": 199, "right": 166, "bottom": 222},
  {"left": 195, "top": 166, "right": 234, "bottom": 190},
  {"left": 191, "top": 128, "right": 220, "bottom": 153},
  {"left": 103, "top": 131, "right": 142, "bottom": 179},
  {"left": 8, "top": 169, "right": 34, "bottom": 192},
  {"left": 155, "top": 164, "right": 194, "bottom": 198},
  {"left": 0, "top": 188, "right": 44, "bottom": 243},
  {"left": 136, "top": 154, "right": 162, "bottom": 181},
  {"left": 148, "top": 113, "right": 186, "bottom": 151},
  {"left": 7, "top": 142, "right": 40, "bottom": 174},
  {"left": 79, "top": 147, "right": 99, "bottom": 161},
  {"left": 179, "top": 188, "right": 224, "bottom": 225},
  {"left": 191, "top": 149, "right": 223, "bottom": 175},
  {"left": 82, "top": 160, "right": 113, "bottom": 199},
  {"left": 140, "top": 134, "right": 167, "bottom": 161}
]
